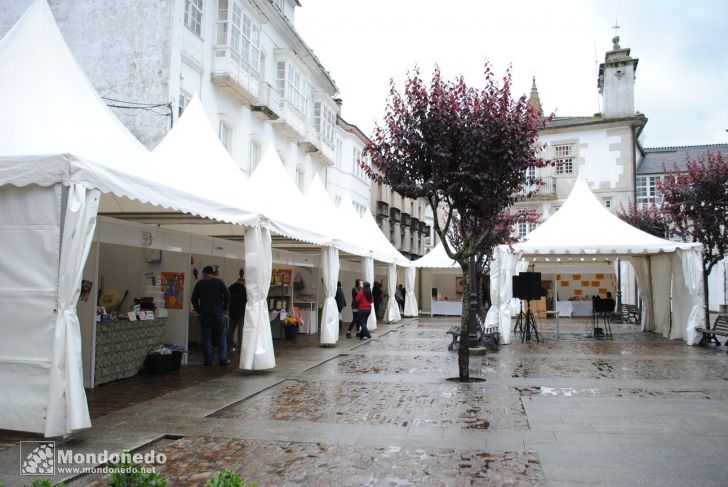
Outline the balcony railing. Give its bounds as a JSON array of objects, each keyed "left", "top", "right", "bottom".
[
  {"left": 271, "top": 98, "right": 307, "bottom": 140},
  {"left": 376, "top": 201, "right": 389, "bottom": 217},
  {"left": 390, "top": 207, "right": 401, "bottom": 222},
  {"left": 419, "top": 221, "right": 426, "bottom": 234},
  {"left": 410, "top": 217, "right": 420, "bottom": 231},
  {"left": 211, "top": 47, "right": 260, "bottom": 104},
  {"left": 251, "top": 82, "right": 281, "bottom": 120},
  {"left": 298, "top": 124, "right": 320, "bottom": 153},
  {"left": 517, "top": 176, "right": 558, "bottom": 200},
  {"left": 401, "top": 212, "right": 411, "bottom": 227}
]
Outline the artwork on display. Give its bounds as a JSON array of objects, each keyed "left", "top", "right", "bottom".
[
  {"left": 560, "top": 281, "right": 569, "bottom": 287},
  {"left": 161, "top": 272, "right": 185, "bottom": 309},
  {"left": 595, "top": 273, "right": 605, "bottom": 279},
  {"left": 599, "top": 288, "right": 608, "bottom": 294},
  {"left": 145, "top": 248, "right": 162, "bottom": 263},
  {"left": 572, "top": 274, "right": 582, "bottom": 280},
  {"left": 80, "top": 280, "right": 93, "bottom": 302},
  {"left": 591, "top": 281, "right": 600, "bottom": 287},
  {"left": 581, "top": 280, "right": 590, "bottom": 286},
  {"left": 573, "top": 289, "right": 583, "bottom": 296},
  {"left": 271, "top": 268, "right": 292, "bottom": 286},
  {"left": 455, "top": 277, "right": 464, "bottom": 294}
]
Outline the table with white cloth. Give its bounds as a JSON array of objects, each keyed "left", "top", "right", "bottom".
[
  {"left": 432, "top": 300, "right": 462, "bottom": 316},
  {"left": 557, "top": 300, "right": 593, "bottom": 317}
]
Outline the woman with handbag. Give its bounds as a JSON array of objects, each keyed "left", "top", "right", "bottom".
[
  {"left": 355, "top": 281, "right": 374, "bottom": 340},
  {"left": 346, "top": 279, "right": 363, "bottom": 338}
]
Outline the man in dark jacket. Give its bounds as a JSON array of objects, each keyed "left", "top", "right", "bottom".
[
  {"left": 228, "top": 275, "right": 247, "bottom": 354},
  {"left": 373, "top": 281, "right": 383, "bottom": 320},
  {"left": 191, "top": 266, "right": 231, "bottom": 366},
  {"left": 335, "top": 281, "right": 346, "bottom": 332}
]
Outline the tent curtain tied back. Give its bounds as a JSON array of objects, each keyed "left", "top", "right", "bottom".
[
  {"left": 319, "top": 246, "right": 340, "bottom": 345},
  {"left": 386, "top": 263, "right": 401, "bottom": 323},
  {"left": 403, "top": 265, "right": 418, "bottom": 317},
  {"left": 240, "top": 225, "right": 275, "bottom": 370}
]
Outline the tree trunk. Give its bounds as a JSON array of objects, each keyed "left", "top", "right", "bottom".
[
  {"left": 458, "top": 265, "right": 471, "bottom": 381},
  {"left": 704, "top": 269, "right": 711, "bottom": 330}
]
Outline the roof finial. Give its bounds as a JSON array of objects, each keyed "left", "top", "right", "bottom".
[{"left": 612, "top": 20, "right": 621, "bottom": 49}]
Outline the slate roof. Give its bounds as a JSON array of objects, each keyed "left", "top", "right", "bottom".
[{"left": 637, "top": 144, "right": 728, "bottom": 174}]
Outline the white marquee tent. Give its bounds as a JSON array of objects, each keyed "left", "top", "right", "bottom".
[
  {"left": 485, "top": 176, "right": 704, "bottom": 345},
  {"left": 0, "top": 0, "right": 265, "bottom": 437}
]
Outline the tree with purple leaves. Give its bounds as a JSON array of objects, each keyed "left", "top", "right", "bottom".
[
  {"left": 659, "top": 150, "right": 728, "bottom": 329},
  {"left": 363, "top": 64, "right": 546, "bottom": 380},
  {"left": 616, "top": 201, "right": 667, "bottom": 239}
]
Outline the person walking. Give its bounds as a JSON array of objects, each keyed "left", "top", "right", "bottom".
[
  {"left": 335, "top": 281, "right": 347, "bottom": 332},
  {"left": 191, "top": 266, "right": 231, "bottom": 366},
  {"left": 395, "top": 284, "right": 405, "bottom": 311},
  {"left": 346, "top": 279, "right": 362, "bottom": 338},
  {"left": 355, "top": 281, "right": 374, "bottom": 340},
  {"left": 227, "top": 274, "right": 247, "bottom": 354},
  {"left": 373, "top": 281, "right": 383, "bottom": 320}
]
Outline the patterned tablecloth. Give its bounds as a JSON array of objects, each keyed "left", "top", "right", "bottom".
[{"left": 94, "top": 317, "right": 167, "bottom": 386}]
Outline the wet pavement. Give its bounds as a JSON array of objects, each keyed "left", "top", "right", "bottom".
[{"left": 1, "top": 317, "right": 728, "bottom": 486}]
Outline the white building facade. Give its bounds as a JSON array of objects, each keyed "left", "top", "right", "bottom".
[{"left": 0, "top": 0, "right": 370, "bottom": 211}]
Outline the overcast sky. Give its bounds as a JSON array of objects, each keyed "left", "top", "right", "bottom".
[{"left": 296, "top": 0, "right": 727, "bottom": 148}]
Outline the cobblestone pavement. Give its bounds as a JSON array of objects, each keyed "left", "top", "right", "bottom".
[{"left": 2, "top": 317, "right": 728, "bottom": 486}]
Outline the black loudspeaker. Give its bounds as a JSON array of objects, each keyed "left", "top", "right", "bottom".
[{"left": 512, "top": 272, "right": 546, "bottom": 300}]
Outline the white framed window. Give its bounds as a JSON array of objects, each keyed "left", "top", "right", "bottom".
[
  {"left": 553, "top": 144, "right": 574, "bottom": 174},
  {"left": 314, "top": 101, "right": 336, "bottom": 150},
  {"left": 184, "top": 0, "right": 204, "bottom": 36},
  {"left": 335, "top": 136, "right": 343, "bottom": 167},
  {"left": 276, "top": 61, "right": 307, "bottom": 120},
  {"left": 178, "top": 89, "right": 192, "bottom": 118},
  {"left": 249, "top": 139, "right": 260, "bottom": 172},
  {"left": 216, "top": 0, "right": 260, "bottom": 75},
  {"left": 636, "top": 176, "right": 661, "bottom": 207},
  {"left": 218, "top": 119, "right": 232, "bottom": 153},
  {"left": 352, "top": 148, "right": 362, "bottom": 179},
  {"left": 518, "top": 222, "right": 538, "bottom": 238}
]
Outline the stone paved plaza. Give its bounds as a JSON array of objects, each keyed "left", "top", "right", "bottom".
[{"left": 2, "top": 317, "right": 728, "bottom": 486}]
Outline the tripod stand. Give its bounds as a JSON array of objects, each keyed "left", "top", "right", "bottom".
[{"left": 512, "top": 299, "right": 541, "bottom": 343}]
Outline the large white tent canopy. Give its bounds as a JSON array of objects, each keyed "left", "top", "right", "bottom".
[
  {"left": 0, "top": 0, "right": 416, "bottom": 438},
  {"left": 0, "top": 0, "right": 266, "bottom": 437},
  {"left": 485, "top": 176, "right": 704, "bottom": 345},
  {"left": 413, "top": 241, "right": 460, "bottom": 270}
]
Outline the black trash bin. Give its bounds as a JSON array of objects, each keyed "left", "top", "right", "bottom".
[{"left": 144, "top": 350, "right": 184, "bottom": 374}]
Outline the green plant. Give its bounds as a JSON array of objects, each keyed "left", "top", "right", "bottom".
[
  {"left": 108, "top": 453, "right": 167, "bottom": 487},
  {"left": 206, "top": 470, "right": 255, "bottom": 487},
  {"left": 23, "top": 481, "right": 64, "bottom": 487}
]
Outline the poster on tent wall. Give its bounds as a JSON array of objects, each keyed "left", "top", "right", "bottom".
[{"left": 161, "top": 272, "right": 185, "bottom": 309}]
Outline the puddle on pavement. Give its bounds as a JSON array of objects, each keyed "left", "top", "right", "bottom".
[{"left": 210, "top": 379, "right": 528, "bottom": 430}]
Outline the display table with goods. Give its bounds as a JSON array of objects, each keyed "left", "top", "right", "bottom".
[
  {"left": 293, "top": 295, "right": 317, "bottom": 333},
  {"left": 94, "top": 316, "right": 167, "bottom": 385}
]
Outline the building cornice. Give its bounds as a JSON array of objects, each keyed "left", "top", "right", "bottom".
[{"left": 541, "top": 113, "right": 647, "bottom": 134}]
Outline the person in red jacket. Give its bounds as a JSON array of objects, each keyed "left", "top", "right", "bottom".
[{"left": 355, "top": 281, "right": 374, "bottom": 340}]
